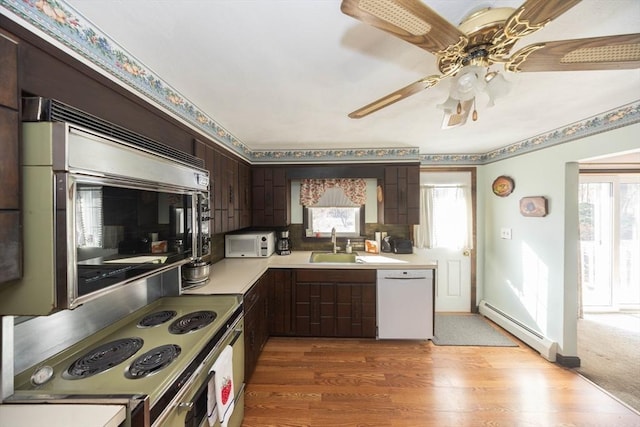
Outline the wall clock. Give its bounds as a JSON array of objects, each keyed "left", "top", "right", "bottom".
[{"left": 492, "top": 176, "right": 514, "bottom": 197}]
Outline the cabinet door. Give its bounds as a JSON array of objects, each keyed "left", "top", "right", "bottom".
[
  {"left": 0, "top": 34, "right": 20, "bottom": 283},
  {"left": 272, "top": 168, "right": 289, "bottom": 226},
  {"left": 295, "top": 282, "right": 335, "bottom": 337},
  {"left": 243, "top": 296, "right": 259, "bottom": 381},
  {"left": 406, "top": 165, "right": 420, "bottom": 225},
  {"left": 251, "top": 168, "right": 266, "bottom": 226},
  {"left": 237, "top": 163, "right": 251, "bottom": 229},
  {"left": 251, "top": 167, "right": 289, "bottom": 227},
  {"left": 244, "top": 272, "right": 270, "bottom": 381},
  {"left": 268, "top": 269, "right": 295, "bottom": 336},
  {"left": 383, "top": 165, "right": 420, "bottom": 225},
  {"left": 336, "top": 283, "right": 376, "bottom": 338},
  {"left": 225, "top": 156, "right": 238, "bottom": 231}
]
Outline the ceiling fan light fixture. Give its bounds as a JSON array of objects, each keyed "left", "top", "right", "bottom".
[
  {"left": 484, "top": 71, "right": 512, "bottom": 107},
  {"left": 436, "top": 96, "right": 459, "bottom": 113},
  {"left": 450, "top": 65, "right": 486, "bottom": 100}
]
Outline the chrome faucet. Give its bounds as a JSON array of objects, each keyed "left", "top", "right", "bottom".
[{"left": 331, "top": 227, "right": 337, "bottom": 253}]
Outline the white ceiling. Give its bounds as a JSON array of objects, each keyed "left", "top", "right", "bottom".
[{"left": 62, "top": 0, "right": 640, "bottom": 157}]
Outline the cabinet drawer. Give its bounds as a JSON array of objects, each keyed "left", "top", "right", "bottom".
[
  {"left": 244, "top": 285, "right": 260, "bottom": 311},
  {"left": 295, "top": 269, "right": 375, "bottom": 283}
]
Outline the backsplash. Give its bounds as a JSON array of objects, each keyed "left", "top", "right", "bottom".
[{"left": 210, "top": 223, "right": 412, "bottom": 263}]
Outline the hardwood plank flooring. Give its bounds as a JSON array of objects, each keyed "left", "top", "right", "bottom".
[{"left": 242, "top": 337, "right": 640, "bottom": 426}]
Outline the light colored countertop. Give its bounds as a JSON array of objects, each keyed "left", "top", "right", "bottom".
[
  {"left": 0, "top": 404, "right": 126, "bottom": 427},
  {"left": 185, "top": 250, "right": 437, "bottom": 295}
]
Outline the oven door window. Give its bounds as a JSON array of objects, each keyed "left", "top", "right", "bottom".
[{"left": 75, "top": 180, "right": 194, "bottom": 297}]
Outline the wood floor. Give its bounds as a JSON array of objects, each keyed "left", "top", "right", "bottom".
[{"left": 242, "top": 336, "right": 640, "bottom": 426}]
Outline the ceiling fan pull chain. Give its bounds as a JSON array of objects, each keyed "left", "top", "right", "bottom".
[{"left": 472, "top": 98, "right": 478, "bottom": 122}]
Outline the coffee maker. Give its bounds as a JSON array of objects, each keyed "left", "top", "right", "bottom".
[{"left": 276, "top": 230, "right": 291, "bottom": 255}]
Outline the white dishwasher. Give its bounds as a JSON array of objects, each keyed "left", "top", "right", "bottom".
[{"left": 376, "top": 269, "right": 434, "bottom": 340}]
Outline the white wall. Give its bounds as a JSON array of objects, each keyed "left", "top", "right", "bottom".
[{"left": 478, "top": 123, "right": 640, "bottom": 357}]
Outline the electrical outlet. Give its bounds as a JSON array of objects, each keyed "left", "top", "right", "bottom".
[{"left": 500, "top": 228, "right": 512, "bottom": 239}]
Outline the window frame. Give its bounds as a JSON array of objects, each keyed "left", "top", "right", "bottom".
[{"left": 302, "top": 205, "right": 365, "bottom": 239}]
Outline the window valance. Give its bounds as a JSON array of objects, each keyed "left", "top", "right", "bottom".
[{"left": 300, "top": 178, "right": 367, "bottom": 207}]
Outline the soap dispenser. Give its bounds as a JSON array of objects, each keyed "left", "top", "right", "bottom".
[{"left": 345, "top": 239, "right": 352, "bottom": 254}]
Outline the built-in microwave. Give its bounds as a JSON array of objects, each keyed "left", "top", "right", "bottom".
[
  {"left": 225, "top": 231, "right": 276, "bottom": 258},
  {"left": 0, "top": 119, "right": 211, "bottom": 315}
]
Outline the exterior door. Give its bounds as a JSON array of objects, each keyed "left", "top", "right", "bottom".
[
  {"left": 579, "top": 174, "right": 640, "bottom": 310},
  {"left": 414, "top": 170, "right": 474, "bottom": 312}
]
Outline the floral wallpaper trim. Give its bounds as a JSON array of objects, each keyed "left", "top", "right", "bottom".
[
  {"left": 249, "top": 147, "right": 420, "bottom": 163},
  {"left": 1, "top": 1, "right": 637, "bottom": 166},
  {"left": 421, "top": 101, "right": 640, "bottom": 165}
]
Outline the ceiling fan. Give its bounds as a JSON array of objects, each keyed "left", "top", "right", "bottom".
[{"left": 341, "top": 0, "right": 640, "bottom": 128}]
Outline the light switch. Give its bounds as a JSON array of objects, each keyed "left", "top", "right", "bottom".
[{"left": 500, "top": 228, "right": 512, "bottom": 239}]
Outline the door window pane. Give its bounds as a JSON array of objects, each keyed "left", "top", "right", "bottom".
[
  {"left": 618, "top": 182, "right": 640, "bottom": 304},
  {"left": 579, "top": 182, "right": 613, "bottom": 307}
]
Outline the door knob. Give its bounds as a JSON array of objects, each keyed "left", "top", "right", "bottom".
[{"left": 463, "top": 249, "right": 471, "bottom": 256}]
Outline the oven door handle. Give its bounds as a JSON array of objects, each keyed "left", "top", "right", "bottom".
[{"left": 229, "top": 328, "right": 242, "bottom": 346}]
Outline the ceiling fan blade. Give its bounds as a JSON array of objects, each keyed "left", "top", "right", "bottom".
[
  {"left": 341, "top": 0, "right": 466, "bottom": 55},
  {"left": 507, "top": 33, "right": 640, "bottom": 72},
  {"left": 506, "top": 0, "right": 581, "bottom": 36},
  {"left": 348, "top": 75, "right": 441, "bottom": 119},
  {"left": 491, "top": 0, "right": 581, "bottom": 55},
  {"left": 441, "top": 99, "right": 473, "bottom": 130}
]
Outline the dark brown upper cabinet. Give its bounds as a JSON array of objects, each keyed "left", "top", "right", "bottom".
[
  {"left": 380, "top": 165, "right": 420, "bottom": 225},
  {"left": 0, "top": 31, "right": 21, "bottom": 284},
  {"left": 252, "top": 167, "right": 290, "bottom": 227}
]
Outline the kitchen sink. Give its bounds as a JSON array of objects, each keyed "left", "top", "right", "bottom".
[{"left": 309, "top": 251, "right": 358, "bottom": 263}]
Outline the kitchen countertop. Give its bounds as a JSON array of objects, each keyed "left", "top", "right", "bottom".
[
  {"left": 0, "top": 404, "right": 125, "bottom": 427},
  {"left": 0, "top": 252, "right": 433, "bottom": 424},
  {"left": 185, "top": 250, "right": 437, "bottom": 295}
]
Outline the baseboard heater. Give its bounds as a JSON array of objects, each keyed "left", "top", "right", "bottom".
[{"left": 478, "top": 300, "right": 557, "bottom": 361}]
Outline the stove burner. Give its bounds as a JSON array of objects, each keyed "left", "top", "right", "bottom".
[
  {"left": 168, "top": 310, "right": 217, "bottom": 334},
  {"left": 125, "top": 344, "right": 181, "bottom": 379},
  {"left": 138, "top": 310, "right": 177, "bottom": 328},
  {"left": 65, "top": 337, "right": 144, "bottom": 379}
]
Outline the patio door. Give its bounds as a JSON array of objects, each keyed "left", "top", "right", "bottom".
[{"left": 579, "top": 174, "right": 640, "bottom": 310}]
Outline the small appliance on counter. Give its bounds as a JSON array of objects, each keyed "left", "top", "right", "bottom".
[
  {"left": 381, "top": 236, "right": 413, "bottom": 254},
  {"left": 276, "top": 230, "right": 291, "bottom": 255},
  {"left": 392, "top": 238, "right": 414, "bottom": 254},
  {"left": 225, "top": 231, "right": 276, "bottom": 258}
]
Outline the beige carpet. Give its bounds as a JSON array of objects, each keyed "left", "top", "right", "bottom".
[{"left": 577, "top": 313, "right": 640, "bottom": 412}]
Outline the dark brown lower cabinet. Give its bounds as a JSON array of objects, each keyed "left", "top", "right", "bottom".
[
  {"left": 336, "top": 282, "right": 376, "bottom": 338},
  {"left": 246, "top": 268, "right": 376, "bottom": 380},
  {"left": 268, "top": 269, "right": 295, "bottom": 336},
  {"left": 243, "top": 271, "right": 269, "bottom": 381},
  {"left": 294, "top": 269, "right": 376, "bottom": 338}
]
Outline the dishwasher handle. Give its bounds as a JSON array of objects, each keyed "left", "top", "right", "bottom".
[{"left": 381, "top": 276, "right": 428, "bottom": 280}]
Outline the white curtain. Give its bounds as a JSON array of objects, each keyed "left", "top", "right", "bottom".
[
  {"left": 76, "top": 186, "right": 103, "bottom": 248},
  {"left": 414, "top": 185, "right": 472, "bottom": 249}
]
